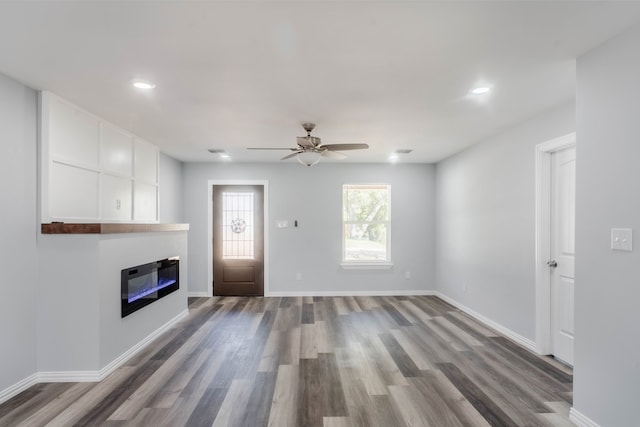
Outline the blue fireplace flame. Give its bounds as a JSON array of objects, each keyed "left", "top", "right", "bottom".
[{"left": 128, "top": 278, "right": 178, "bottom": 303}]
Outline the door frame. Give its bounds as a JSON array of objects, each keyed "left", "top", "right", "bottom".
[
  {"left": 534, "top": 132, "right": 575, "bottom": 354},
  {"left": 208, "top": 180, "right": 269, "bottom": 297}
]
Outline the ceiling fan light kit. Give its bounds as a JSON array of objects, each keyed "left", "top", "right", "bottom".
[
  {"left": 247, "top": 122, "right": 369, "bottom": 167},
  {"left": 297, "top": 150, "right": 322, "bottom": 167}
]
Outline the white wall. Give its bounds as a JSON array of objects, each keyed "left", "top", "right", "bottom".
[
  {"left": 37, "top": 236, "right": 100, "bottom": 371},
  {"left": 183, "top": 162, "right": 435, "bottom": 296},
  {"left": 574, "top": 23, "right": 640, "bottom": 427},
  {"left": 99, "top": 232, "right": 188, "bottom": 368},
  {"left": 0, "top": 73, "right": 38, "bottom": 395},
  {"left": 37, "top": 232, "right": 188, "bottom": 373},
  {"left": 159, "top": 152, "right": 184, "bottom": 223},
  {"left": 435, "top": 102, "right": 575, "bottom": 341}
]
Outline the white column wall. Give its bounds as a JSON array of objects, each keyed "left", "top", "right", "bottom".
[
  {"left": 574, "top": 22, "right": 640, "bottom": 426},
  {"left": 0, "top": 73, "right": 38, "bottom": 396},
  {"left": 159, "top": 152, "right": 184, "bottom": 223}
]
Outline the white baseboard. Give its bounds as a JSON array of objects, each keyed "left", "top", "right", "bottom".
[
  {"left": 570, "top": 408, "right": 601, "bottom": 427},
  {"left": 38, "top": 370, "right": 101, "bottom": 383},
  {"left": 0, "top": 309, "right": 188, "bottom": 402},
  {"left": 187, "top": 291, "right": 210, "bottom": 297},
  {"left": 96, "top": 309, "right": 189, "bottom": 381},
  {"left": 434, "top": 292, "right": 537, "bottom": 352},
  {"left": 268, "top": 290, "right": 436, "bottom": 297},
  {"left": 0, "top": 373, "right": 38, "bottom": 405}
]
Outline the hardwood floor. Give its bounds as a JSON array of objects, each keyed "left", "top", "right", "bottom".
[{"left": 0, "top": 296, "right": 574, "bottom": 426}]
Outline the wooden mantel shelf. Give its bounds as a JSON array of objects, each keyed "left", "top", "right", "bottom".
[{"left": 41, "top": 223, "right": 189, "bottom": 234}]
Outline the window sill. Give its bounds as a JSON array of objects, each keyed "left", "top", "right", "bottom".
[{"left": 340, "top": 262, "right": 394, "bottom": 270}]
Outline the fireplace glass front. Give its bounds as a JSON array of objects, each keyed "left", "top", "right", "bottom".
[{"left": 121, "top": 257, "right": 179, "bottom": 318}]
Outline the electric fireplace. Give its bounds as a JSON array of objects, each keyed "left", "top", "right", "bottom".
[{"left": 121, "top": 257, "right": 179, "bottom": 318}]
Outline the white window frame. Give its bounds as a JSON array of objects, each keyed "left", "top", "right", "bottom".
[{"left": 341, "top": 184, "right": 393, "bottom": 269}]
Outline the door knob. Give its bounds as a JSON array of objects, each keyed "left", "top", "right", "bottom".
[{"left": 547, "top": 260, "right": 558, "bottom": 268}]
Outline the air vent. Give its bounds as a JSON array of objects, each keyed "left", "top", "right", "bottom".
[
  {"left": 208, "top": 148, "right": 231, "bottom": 160},
  {"left": 394, "top": 149, "right": 413, "bottom": 154}
]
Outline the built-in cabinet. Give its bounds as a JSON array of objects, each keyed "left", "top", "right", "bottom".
[{"left": 40, "top": 92, "right": 159, "bottom": 223}]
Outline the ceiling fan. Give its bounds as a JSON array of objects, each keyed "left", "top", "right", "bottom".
[{"left": 247, "top": 123, "right": 369, "bottom": 166}]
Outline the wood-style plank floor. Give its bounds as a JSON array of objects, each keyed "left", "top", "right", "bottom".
[{"left": 0, "top": 296, "right": 574, "bottom": 426}]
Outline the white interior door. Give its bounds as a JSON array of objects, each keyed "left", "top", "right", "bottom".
[{"left": 550, "top": 146, "right": 576, "bottom": 365}]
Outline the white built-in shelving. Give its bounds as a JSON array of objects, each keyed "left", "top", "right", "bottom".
[{"left": 40, "top": 92, "right": 159, "bottom": 223}]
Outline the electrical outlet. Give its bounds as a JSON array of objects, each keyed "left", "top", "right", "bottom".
[
  {"left": 405, "top": 271, "right": 411, "bottom": 280},
  {"left": 296, "top": 272, "right": 302, "bottom": 281}
]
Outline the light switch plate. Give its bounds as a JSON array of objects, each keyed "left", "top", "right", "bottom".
[{"left": 611, "top": 228, "right": 633, "bottom": 251}]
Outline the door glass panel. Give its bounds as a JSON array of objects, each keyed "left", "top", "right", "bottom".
[{"left": 222, "top": 191, "right": 254, "bottom": 259}]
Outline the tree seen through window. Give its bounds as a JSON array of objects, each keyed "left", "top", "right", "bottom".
[{"left": 343, "top": 184, "right": 390, "bottom": 262}]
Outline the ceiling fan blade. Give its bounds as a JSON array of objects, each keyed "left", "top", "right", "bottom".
[
  {"left": 296, "top": 136, "right": 315, "bottom": 148},
  {"left": 322, "top": 143, "right": 369, "bottom": 151},
  {"left": 281, "top": 151, "right": 302, "bottom": 160},
  {"left": 247, "top": 147, "right": 297, "bottom": 151},
  {"left": 321, "top": 150, "right": 347, "bottom": 159}
]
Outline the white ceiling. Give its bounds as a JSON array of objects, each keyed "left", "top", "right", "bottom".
[{"left": 0, "top": 1, "right": 639, "bottom": 164}]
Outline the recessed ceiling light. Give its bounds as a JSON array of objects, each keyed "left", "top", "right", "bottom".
[
  {"left": 471, "top": 86, "right": 490, "bottom": 95},
  {"left": 132, "top": 79, "right": 156, "bottom": 90},
  {"left": 389, "top": 154, "right": 399, "bottom": 162}
]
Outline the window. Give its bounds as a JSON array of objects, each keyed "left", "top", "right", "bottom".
[
  {"left": 222, "top": 191, "right": 255, "bottom": 259},
  {"left": 342, "top": 184, "right": 391, "bottom": 265}
]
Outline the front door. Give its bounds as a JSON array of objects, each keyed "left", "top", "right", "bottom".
[
  {"left": 213, "top": 185, "right": 264, "bottom": 296},
  {"left": 550, "top": 147, "right": 576, "bottom": 365}
]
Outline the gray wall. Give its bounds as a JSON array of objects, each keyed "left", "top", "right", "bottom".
[
  {"left": 0, "top": 73, "right": 38, "bottom": 393},
  {"left": 183, "top": 162, "right": 436, "bottom": 295},
  {"left": 435, "top": 102, "right": 575, "bottom": 341},
  {"left": 574, "top": 23, "right": 640, "bottom": 426},
  {"left": 159, "top": 152, "right": 184, "bottom": 223}
]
